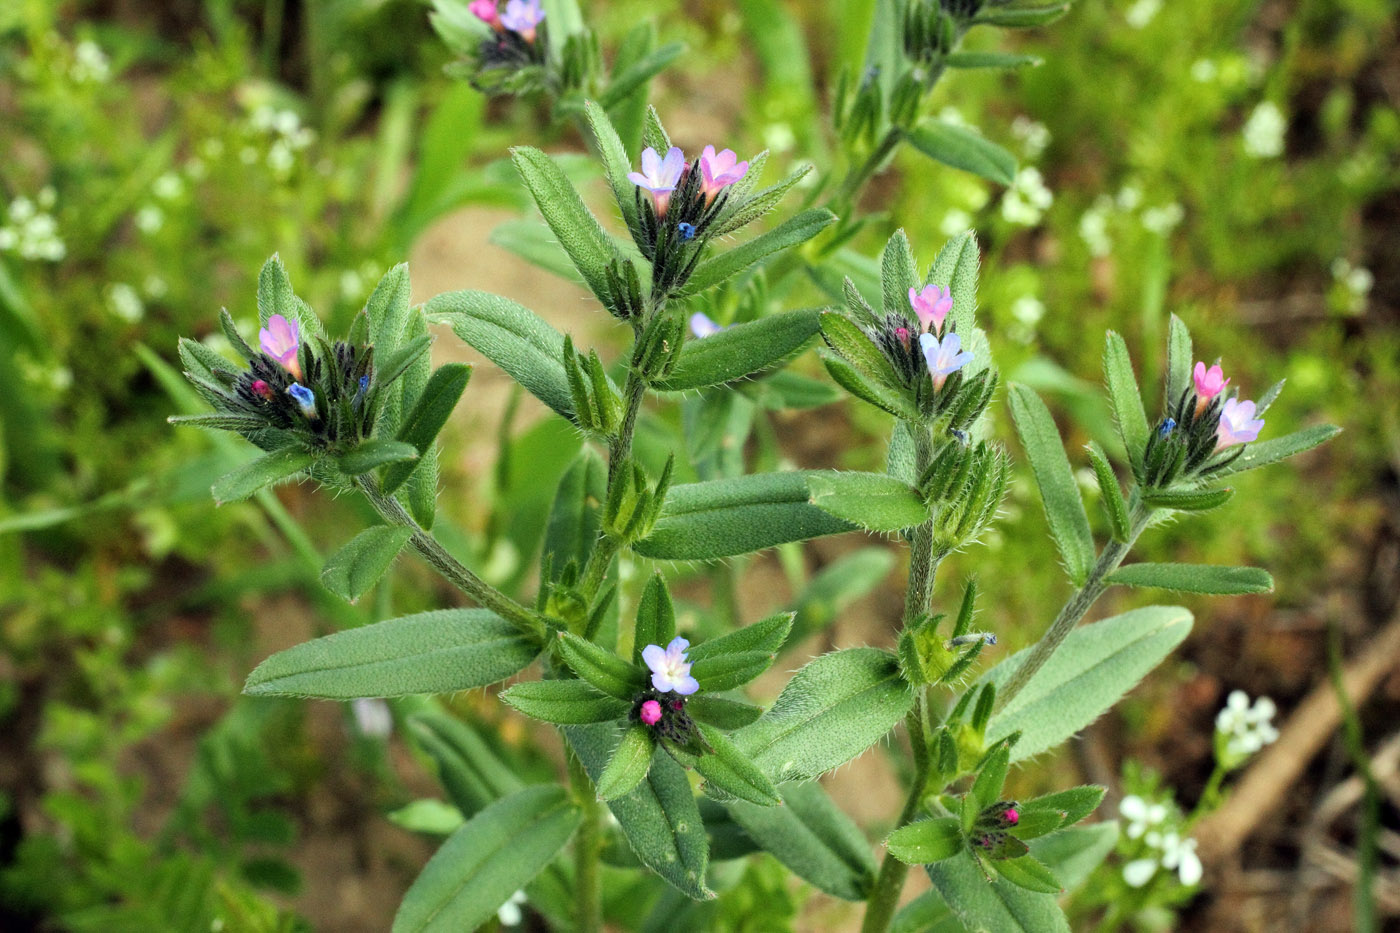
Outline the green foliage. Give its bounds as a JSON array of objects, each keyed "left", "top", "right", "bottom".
[
  {"left": 1107, "top": 562, "right": 1274, "bottom": 595},
  {"left": 319, "top": 525, "right": 414, "bottom": 602},
  {"left": 907, "top": 121, "right": 1019, "bottom": 186},
  {"left": 1008, "top": 384, "right": 1095, "bottom": 583}
]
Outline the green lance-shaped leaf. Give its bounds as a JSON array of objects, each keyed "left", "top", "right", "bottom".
[
  {"left": 733, "top": 648, "right": 914, "bottom": 783},
  {"left": 678, "top": 209, "right": 836, "bottom": 297},
  {"left": 688, "top": 651, "right": 777, "bottom": 692},
  {"left": 1211, "top": 423, "right": 1340, "bottom": 477},
  {"left": 891, "top": 891, "right": 963, "bottom": 933},
  {"left": 543, "top": 447, "right": 606, "bottom": 582},
  {"left": 881, "top": 229, "right": 920, "bottom": 321},
  {"left": 391, "top": 784, "right": 580, "bottom": 933},
  {"left": 509, "top": 146, "right": 618, "bottom": 299},
  {"left": 1030, "top": 822, "right": 1119, "bottom": 892},
  {"left": 382, "top": 363, "right": 472, "bottom": 495},
  {"left": 212, "top": 447, "right": 315, "bottom": 504},
  {"left": 1020, "top": 784, "right": 1106, "bottom": 830},
  {"left": 925, "top": 850, "right": 1071, "bottom": 933},
  {"left": 1165, "top": 314, "right": 1193, "bottom": 408},
  {"left": 946, "top": 51, "right": 1043, "bottom": 69},
  {"left": 689, "top": 611, "right": 794, "bottom": 661},
  {"left": 1008, "top": 385, "right": 1095, "bottom": 584},
  {"left": 687, "top": 695, "right": 763, "bottom": 730},
  {"left": 819, "top": 311, "right": 906, "bottom": 391},
  {"left": 634, "top": 471, "right": 857, "bottom": 560},
  {"left": 599, "top": 41, "right": 686, "bottom": 111},
  {"left": 692, "top": 723, "right": 781, "bottom": 806},
  {"left": 926, "top": 230, "right": 981, "bottom": 339},
  {"left": 245, "top": 609, "right": 540, "bottom": 698},
  {"left": 969, "top": 742, "right": 1011, "bottom": 815},
  {"left": 907, "top": 120, "right": 1018, "bottom": 186},
  {"left": 981, "top": 606, "right": 1193, "bottom": 760},
  {"left": 256, "top": 254, "right": 324, "bottom": 339},
  {"left": 168, "top": 412, "right": 267, "bottom": 433},
  {"left": 632, "top": 573, "right": 677, "bottom": 666},
  {"left": 320, "top": 525, "right": 414, "bottom": 602},
  {"left": 710, "top": 163, "right": 814, "bottom": 238},
  {"left": 367, "top": 262, "right": 413, "bottom": 355},
  {"left": 425, "top": 290, "right": 577, "bottom": 419},
  {"left": 566, "top": 724, "right": 713, "bottom": 899},
  {"left": 973, "top": 3, "right": 1072, "bottom": 28},
  {"left": 654, "top": 308, "right": 823, "bottom": 392},
  {"left": 596, "top": 725, "right": 656, "bottom": 800},
  {"left": 1107, "top": 563, "right": 1274, "bottom": 595},
  {"left": 1141, "top": 485, "right": 1234, "bottom": 511},
  {"left": 374, "top": 333, "right": 435, "bottom": 395},
  {"left": 407, "top": 710, "right": 525, "bottom": 818},
  {"left": 336, "top": 439, "right": 419, "bottom": 477},
  {"left": 807, "top": 470, "right": 932, "bottom": 533},
  {"left": 582, "top": 100, "right": 642, "bottom": 237},
  {"left": 500, "top": 679, "right": 629, "bottom": 725},
  {"left": 1103, "top": 331, "right": 1151, "bottom": 474},
  {"left": 887, "top": 817, "right": 964, "bottom": 865},
  {"left": 993, "top": 855, "right": 1063, "bottom": 894},
  {"left": 723, "top": 781, "right": 877, "bottom": 901},
  {"left": 821, "top": 351, "right": 920, "bottom": 420},
  {"left": 1085, "top": 442, "right": 1130, "bottom": 542},
  {"left": 557, "top": 632, "right": 647, "bottom": 700}
]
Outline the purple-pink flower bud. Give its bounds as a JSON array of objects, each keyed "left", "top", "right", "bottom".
[
  {"left": 641, "top": 636, "right": 699, "bottom": 695},
  {"left": 499, "top": 0, "right": 544, "bottom": 40},
  {"left": 919, "top": 331, "right": 974, "bottom": 391},
  {"left": 1193, "top": 361, "right": 1229, "bottom": 414},
  {"left": 697, "top": 145, "right": 748, "bottom": 202},
  {"left": 639, "top": 699, "right": 662, "bottom": 725},
  {"left": 259, "top": 314, "right": 302, "bottom": 380},
  {"left": 628, "top": 147, "right": 686, "bottom": 218},
  {"left": 1216, "top": 397, "right": 1264, "bottom": 449},
  {"left": 909, "top": 284, "right": 953, "bottom": 335},
  {"left": 469, "top": 0, "right": 502, "bottom": 29},
  {"left": 1005, "top": 808, "right": 1019, "bottom": 825}
]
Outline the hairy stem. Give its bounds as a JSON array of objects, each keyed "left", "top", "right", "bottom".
[
  {"left": 567, "top": 749, "right": 603, "bottom": 933},
  {"left": 996, "top": 498, "right": 1154, "bottom": 711},
  {"left": 356, "top": 479, "right": 545, "bottom": 639}
]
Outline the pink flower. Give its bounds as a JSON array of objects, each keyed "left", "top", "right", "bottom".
[
  {"left": 920, "top": 331, "right": 974, "bottom": 391},
  {"left": 909, "top": 285, "right": 953, "bottom": 335},
  {"left": 639, "top": 700, "right": 662, "bottom": 725},
  {"left": 469, "top": 0, "right": 502, "bottom": 29},
  {"left": 698, "top": 145, "right": 748, "bottom": 202},
  {"left": 1193, "top": 361, "right": 1230, "bottom": 414},
  {"left": 259, "top": 314, "right": 302, "bottom": 380},
  {"left": 627, "top": 146, "right": 686, "bottom": 217},
  {"left": 641, "top": 636, "right": 699, "bottom": 695},
  {"left": 1216, "top": 397, "right": 1265, "bottom": 449},
  {"left": 499, "top": 0, "right": 544, "bottom": 40},
  {"left": 1005, "top": 808, "right": 1019, "bottom": 825}
]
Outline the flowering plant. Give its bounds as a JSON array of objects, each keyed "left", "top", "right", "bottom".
[{"left": 168, "top": 3, "right": 1340, "bottom": 932}]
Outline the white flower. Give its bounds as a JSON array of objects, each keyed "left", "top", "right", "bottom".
[
  {"left": 496, "top": 890, "right": 527, "bottom": 927},
  {"left": 938, "top": 106, "right": 969, "bottom": 128},
  {"left": 106, "top": 283, "right": 145, "bottom": 323},
  {"left": 135, "top": 205, "right": 164, "bottom": 234},
  {"left": 71, "top": 40, "right": 111, "bottom": 83},
  {"left": 1123, "top": 857, "right": 1158, "bottom": 887},
  {"left": 153, "top": 172, "right": 185, "bottom": 201},
  {"left": 1215, "top": 690, "right": 1279, "bottom": 760},
  {"left": 1119, "top": 794, "right": 1168, "bottom": 840},
  {"left": 1011, "top": 116, "right": 1051, "bottom": 159},
  {"left": 940, "top": 209, "right": 974, "bottom": 237},
  {"left": 1141, "top": 203, "right": 1184, "bottom": 235},
  {"left": 3, "top": 196, "right": 66, "bottom": 262},
  {"left": 1158, "top": 832, "right": 1203, "bottom": 886},
  {"left": 761, "top": 123, "right": 796, "bottom": 153},
  {"left": 144, "top": 274, "right": 169, "bottom": 299},
  {"left": 1243, "top": 102, "right": 1287, "bottom": 158},
  {"left": 267, "top": 141, "right": 295, "bottom": 176},
  {"left": 9, "top": 197, "right": 35, "bottom": 222},
  {"left": 1001, "top": 168, "right": 1053, "bottom": 226},
  {"left": 1115, "top": 184, "right": 1142, "bottom": 211},
  {"left": 351, "top": 698, "right": 393, "bottom": 739},
  {"left": 1191, "top": 59, "right": 1218, "bottom": 82},
  {"left": 1125, "top": 0, "right": 1162, "bottom": 28},
  {"left": 1079, "top": 198, "right": 1112, "bottom": 257}
]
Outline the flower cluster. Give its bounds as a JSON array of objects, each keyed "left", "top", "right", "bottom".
[
  {"left": 466, "top": 0, "right": 548, "bottom": 87},
  {"left": 629, "top": 637, "right": 705, "bottom": 751},
  {"left": 1214, "top": 690, "right": 1279, "bottom": 766},
  {"left": 1141, "top": 357, "right": 1267, "bottom": 486},
  {"left": 0, "top": 191, "right": 66, "bottom": 262},
  {"left": 1119, "top": 794, "right": 1202, "bottom": 888}
]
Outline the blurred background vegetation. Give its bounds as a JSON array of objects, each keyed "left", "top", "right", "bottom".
[{"left": 1, "top": 0, "right": 1396, "bottom": 930}]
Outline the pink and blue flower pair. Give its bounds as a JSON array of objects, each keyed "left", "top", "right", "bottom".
[
  {"left": 471, "top": 0, "right": 544, "bottom": 40},
  {"left": 628, "top": 145, "right": 749, "bottom": 218},
  {"left": 1192, "top": 360, "right": 1264, "bottom": 448}
]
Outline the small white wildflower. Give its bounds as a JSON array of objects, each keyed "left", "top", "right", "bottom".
[
  {"left": 274, "top": 109, "right": 301, "bottom": 136},
  {"left": 1011, "top": 295, "right": 1045, "bottom": 327},
  {"left": 1190, "top": 59, "right": 1218, "bottom": 83},
  {"left": 1125, "top": 0, "right": 1162, "bottom": 28},
  {"left": 938, "top": 106, "right": 969, "bottom": 128},
  {"left": 496, "top": 890, "right": 527, "bottom": 927},
  {"left": 1011, "top": 116, "right": 1051, "bottom": 159},
  {"left": 143, "top": 274, "right": 169, "bottom": 299},
  {"left": 267, "top": 141, "right": 295, "bottom": 176},
  {"left": 184, "top": 157, "right": 207, "bottom": 180},
  {"left": 1079, "top": 199, "right": 1112, "bottom": 257},
  {"left": 0, "top": 229, "right": 15, "bottom": 251},
  {"left": 1243, "top": 101, "right": 1287, "bottom": 159},
  {"left": 761, "top": 122, "right": 796, "bottom": 154},
  {"left": 250, "top": 105, "right": 277, "bottom": 132},
  {"left": 1141, "top": 202, "right": 1185, "bottom": 235},
  {"left": 1215, "top": 690, "right": 1279, "bottom": 761},
  {"left": 106, "top": 283, "right": 145, "bottom": 323},
  {"left": 4, "top": 199, "right": 67, "bottom": 261},
  {"left": 1332, "top": 258, "right": 1374, "bottom": 301},
  {"left": 9, "top": 197, "right": 35, "bottom": 222},
  {"left": 351, "top": 698, "right": 393, "bottom": 739},
  {"left": 201, "top": 138, "right": 225, "bottom": 159},
  {"left": 1001, "top": 168, "right": 1053, "bottom": 226},
  {"left": 1119, "top": 795, "right": 1167, "bottom": 840},
  {"left": 1157, "top": 832, "right": 1203, "bottom": 886},
  {"left": 135, "top": 205, "right": 165, "bottom": 234},
  {"left": 37, "top": 186, "right": 57, "bottom": 210},
  {"left": 289, "top": 126, "right": 315, "bottom": 150},
  {"left": 1122, "top": 857, "right": 1158, "bottom": 887},
  {"left": 940, "top": 209, "right": 974, "bottom": 237},
  {"left": 153, "top": 172, "right": 185, "bottom": 201},
  {"left": 339, "top": 269, "right": 365, "bottom": 301},
  {"left": 1116, "top": 184, "right": 1142, "bottom": 211},
  {"left": 71, "top": 40, "right": 111, "bottom": 83}
]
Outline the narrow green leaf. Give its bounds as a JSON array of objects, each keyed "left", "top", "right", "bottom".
[
  {"left": 383, "top": 363, "right": 472, "bottom": 494},
  {"left": 178, "top": 336, "right": 238, "bottom": 382},
  {"left": 982, "top": 606, "right": 1193, "bottom": 760},
  {"left": 688, "top": 650, "right": 776, "bottom": 692},
  {"left": 425, "top": 290, "right": 574, "bottom": 419},
  {"left": 582, "top": 99, "right": 640, "bottom": 236},
  {"left": 734, "top": 648, "right": 914, "bottom": 782},
  {"left": 374, "top": 333, "right": 434, "bottom": 392},
  {"left": 1008, "top": 385, "right": 1095, "bottom": 584},
  {"left": 655, "top": 309, "right": 823, "bottom": 392},
  {"left": 820, "top": 312, "right": 904, "bottom": 389},
  {"left": 212, "top": 448, "right": 314, "bottom": 504},
  {"left": 926, "top": 851, "right": 1070, "bottom": 933},
  {"left": 635, "top": 471, "right": 857, "bottom": 560},
  {"left": 1107, "top": 563, "right": 1273, "bottom": 595},
  {"left": 973, "top": 4, "right": 1072, "bottom": 28},
  {"left": 1103, "top": 332, "right": 1150, "bottom": 473},
  {"left": 168, "top": 413, "right": 266, "bottom": 432},
  {"left": 500, "top": 680, "right": 629, "bottom": 724},
  {"left": 970, "top": 743, "right": 1010, "bottom": 812},
  {"left": 679, "top": 209, "right": 836, "bottom": 296},
  {"left": 1165, "top": 314, "right": 1193, "bottom": 408},
  {"left": 711, "top": 163, "right": 813, "bottom": 237},
  {"left": 566, "top": 724, "right": 713, "bottom": 899},
  {"left": 392, "top": 785, "right": 580, "bottom": 933},
  {"left": 1211, "top": 423, "right": 1340, "bottom": 477},
  {"left": 723, "top": 782, "right": 876, "bottom": 901},
  {"left": 1020, "top": 785, "right": 1105, "bottom": 829},
  {"left": 881, "top": 230, "right": 920, "bottom": 320},
  {"left": 543, "top": 447, "right": 606, "bottom": 582},
  {"left": 407, "top": 710, "right": 525, "bottom": 817},
  {"left": 993, "top": 855, "right": 1063, "bottom": 894},
  {"left": 598, "top": 41, "right": 685, "bottom": 109},
  {"left": 887, "top": 817, "right": 964, "bottom": 865},
  {"left": 1085, "top": 442, "right": 1130, "bottom": 541},
  {"left": 688, "top": 612, "right": 794, "bottom": 661},
  {"left": 367, "top": 262, "right": 413, "bottom": 354},
  {"left": 510, "top": 146, "right": 617, "bottom": 298},
  {"left": 946, "top": 51, "right": 1043, "bottom": 69},
  {"left": 337, "top": 439, "right": 419, "bottom": 476},
  {"left": 557, "top": 632, "right": 647, "bottom": 700},
  {"left": 693, "top": 723, "right": 781, "bottom": 806},
  {"left": 633, "top": 573, "right": 677, "bottom": 666},
  {"left": 687, "top": 696, "right": 763, "bottom": 730},
  {"left": 597, "top": 725, "right": 656, "bottom": 800},
  {"left": 1030, "top": 823, "right": 1118, "bottom": 892},
  {"left": 245, "top": 609, "right": 540, "bottom": 698},
  {"left": 808, "top": 470, "right": 931, "bottom": 533},
  {"left": 320, "top": 526, "right": 413, "bottom": 602},
  {"left": 891, "top": 891, "right": 963, "bottom": 933},
  {"left": 926, "top": 231, "right": 981, "bottom": 341},
  {"left": 821, "top": 352, "right": 919, "bottom": 419},
  {"left": 1141, "top": 486, "right": 1234, "bottom": 511},
  {"left": 907, "top": 121, "right": 1018, "bottom": 186}
]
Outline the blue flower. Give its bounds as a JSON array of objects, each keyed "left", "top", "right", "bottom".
[
  {"left": 919, "top": 331, "right": 974, "bottom": 390},
  {"left": 287, "top": 383, "right": 318, "bottom": 419}
]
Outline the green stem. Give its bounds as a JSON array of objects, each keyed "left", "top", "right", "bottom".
[
  {"left": 608, "top": 363, "right": 648, "bottom": 485},
  {"left": 567, "top": 749, "right": 603, "bottom": 933},
  {"left": 996, "top": 498, "right": 1154, "bottom": 712},
  {"left": 356, "top": 479, "right": 545, "bottom": 640}
]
